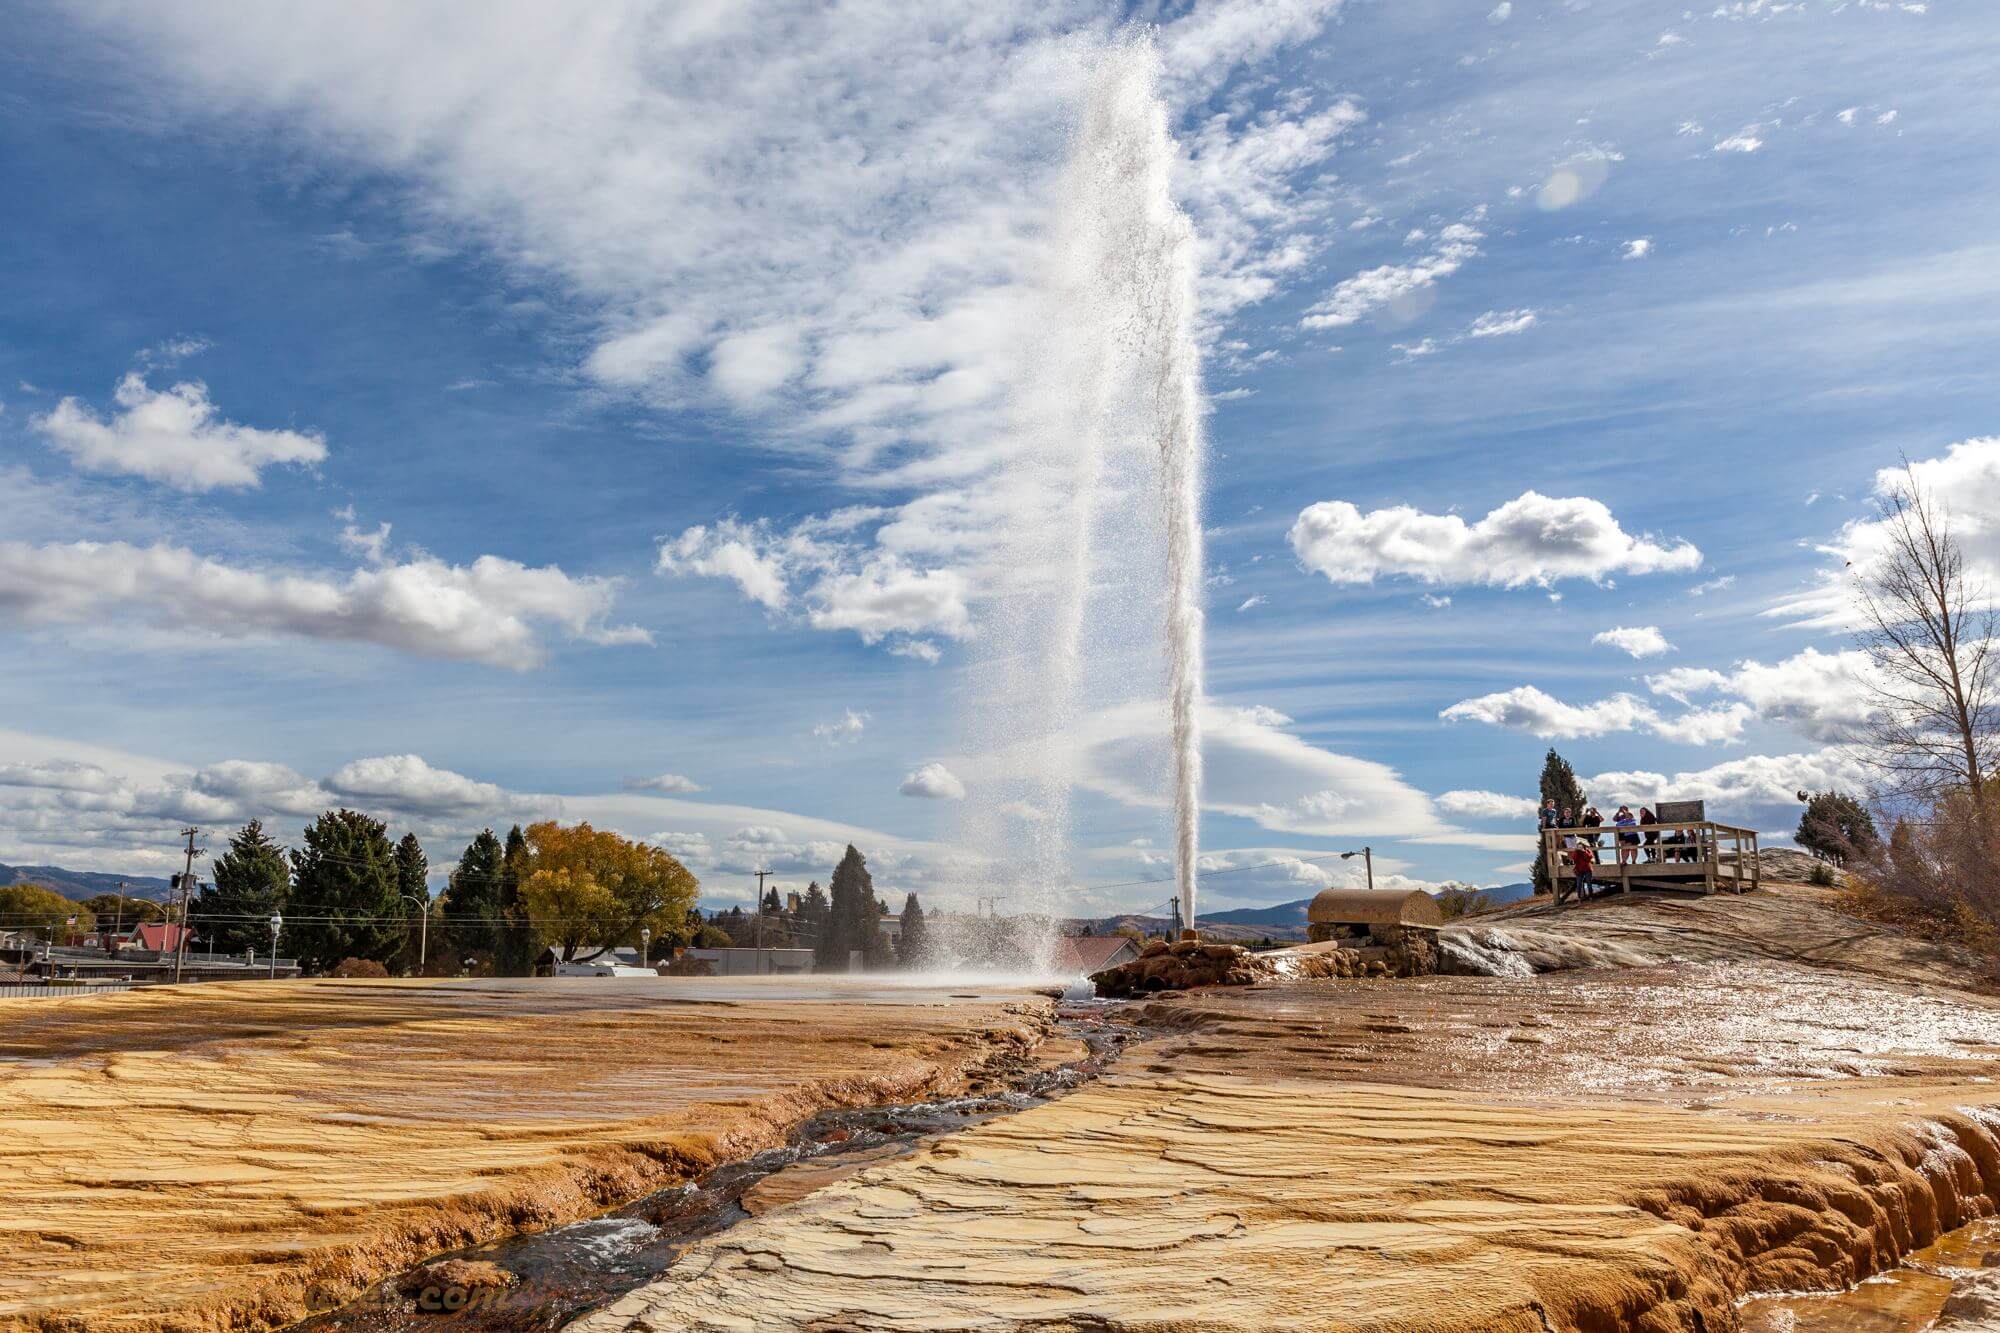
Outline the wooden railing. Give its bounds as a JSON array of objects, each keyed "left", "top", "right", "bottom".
[{"left": 1541, "top": 820, "right": 1761, "bottom": 903}]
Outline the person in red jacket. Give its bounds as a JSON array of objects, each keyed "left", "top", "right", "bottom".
[{"left": 1569, "top": 841, "right": 1597, "bottom": 901}]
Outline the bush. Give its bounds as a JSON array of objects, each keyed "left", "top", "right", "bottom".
[
  {"left": 1808, "top": 861, "right": 1837, "bottom": 888},
  {"left": 328, "top": 957, "right": 390, "bottom": 978},
  {"left": 1844, "top": 788, "right": 2000, "bottom": 958}
]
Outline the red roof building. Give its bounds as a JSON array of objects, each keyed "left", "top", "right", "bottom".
[
  {"left": 1048, "top": 935, "right": 1142, "bottom": 976},
  {"left": 131, "top": 922, "right": 195, "bottom": 953}
]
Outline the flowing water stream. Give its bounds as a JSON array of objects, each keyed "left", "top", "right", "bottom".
[{"left": 290, "top": 1005, "right": 1136, "bottom": 1331}]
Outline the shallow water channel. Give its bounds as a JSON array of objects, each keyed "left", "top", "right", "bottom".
[
  {"left": 292, "top": 1003, "right": 1135, "bottom": 1331},
  {"left": 1739, "top": 1217, "right": 2000, "bottom": 1332}
]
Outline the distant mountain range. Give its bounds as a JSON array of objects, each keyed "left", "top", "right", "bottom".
[
  {"left": 0, "top": 863, "right": 177, "bottom": 901},
  {"left": 1064, "top": 882, "right": 1538, "bottom": 942}
]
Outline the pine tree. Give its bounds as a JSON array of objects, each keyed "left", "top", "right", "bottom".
[
  {"left": 1797, "top": 791, "right": 1879, "bottom": 867},
  {"left": 493, "top": 825, "right": 535, "bottom": 976},
  {"left": 863, "top": 895, "right": 893, "bottom": 969},
  {"left": 896, "top": 892, "right": 929, "bottom": 970},
  {"left": 389, "top": 832, "right": 429, "bottom": 973},
  {"left": 800, "top": 881, "right": 828, "bottom": 929},
  {"left": 818, "top": 847, "right": 879, "bottom": 969},
  {"left": 193, "top": 820, "right": 290, "bottom": 956},
  {"left": 287, "top": 810, "right": 400, "bottom": 973},
  {"left": 441, "top": 830, "right": 506, "bottom": 961},
  {"left": 1530, "top": 747, "right": 1590, "bottom": 895}
]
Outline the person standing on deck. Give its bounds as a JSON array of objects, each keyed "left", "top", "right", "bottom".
[
  {"left": 1639, "top": 806, "right": 1659, "bottom": 862},
  {"left": 1569, "top": 842, "right": 1597, "bottom": 900},
  {"left": 1581, "top": 805, "right": 1604, "bottom": 849},
  {"left": 1613, "top": 805, "right": 1640, "bottom": 868}
]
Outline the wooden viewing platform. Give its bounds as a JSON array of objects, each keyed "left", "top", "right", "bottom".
[{"left": 1544, "top": 820, "right": 1761, "bottom": 905}]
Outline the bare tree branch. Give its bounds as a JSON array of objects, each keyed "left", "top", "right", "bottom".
[{"left": 1853, "top": 463, "right": 1999, "bottom": 804}]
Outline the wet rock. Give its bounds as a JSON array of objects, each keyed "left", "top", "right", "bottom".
[
  {"left": 1937, "top": 1268, "right": 2000, "bottom": 1329},
  {"left": 399, "top": 1258, "right": 517, "bottom": 1295},
  {"left": 1091, "top": 943, "right": 1268, "bottom": 998}
]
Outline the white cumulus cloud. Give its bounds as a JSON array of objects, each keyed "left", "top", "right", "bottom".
[
  {"left": 899, "top": 762, "right": 967, "bottom": 800},
  {"left": 1646, "top": 647, "right": 1875, "bottom": 743},
  {"left": 36, "top": 370, "right": 325, "bottom": 491},
  {"left": 1592, "top": 625, "right": 1674, "bottom": 658},
  {"left": 1435, "top": 789, "right": 1538, "bottom": 821},
  {"left": 1770, "top": 437, "right": 2000, "bottom": 629},
  {"left": 1440, "top": 687, "right": 1659, "bottom": 739},
  {"left": 325, "top": 754, "right": 510, "bottom": 816},
  {"left": 1290, "top": 490, "right": 1701, "bottom": 589}
]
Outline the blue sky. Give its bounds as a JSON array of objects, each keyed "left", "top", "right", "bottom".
[{"left": 4, "top": 0, "right": 1998, "bottom": 912}]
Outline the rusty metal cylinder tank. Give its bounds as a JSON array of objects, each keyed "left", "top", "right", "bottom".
[{"left": 1305, "top": 888, "right": 1444, "bottom": 943}]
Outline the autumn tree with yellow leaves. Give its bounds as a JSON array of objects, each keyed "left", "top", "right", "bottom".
[{"left": 516, "top": 821, "right": 699, "bottom": 963}]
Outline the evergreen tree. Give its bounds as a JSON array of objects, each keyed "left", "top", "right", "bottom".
[
  {"left": 287, "top": 810, "right": 400, "bottom": 973},
  {"left": 1796, "top": 791, "right": 1880, "bottom": 867},
  {"left": 190, "top": 820, "right": 289, "bottom": 956},
  {"left": 719, "top": 905, "right": 750, "bottom": 944},
  {"left": 762, "top": 886, "right": 781, "bottom": 913},
  {"left": 441, "top": 829, "right": 506, "bottom": 960},
  {"left": 863, "top": 895, "right": 894, "bottom": 969},
  {"left": 816, "top": 848, "right": 873, "bottom": 968},
  {"left": 799, "top": 881, "right": 829, "bottom": 940},
  {"left": 389, "top": 832, "right": 429, "bottom": 973},
  {"left": 492, "top": 825, "right": 535, "bottom": 976},
  {"left": 818, "top": 845, "right": 888, "bottom": 970},
  {"left": 1530, "top": 748, "right": 1590, "bottom": 895},
  {"left": 896, "top": 892, "right": 930, "bottom": 970}
]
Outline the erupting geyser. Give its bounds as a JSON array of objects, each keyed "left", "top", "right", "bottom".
[{"left": 955, "top": 35, "right": 1207, "bottom": 953}]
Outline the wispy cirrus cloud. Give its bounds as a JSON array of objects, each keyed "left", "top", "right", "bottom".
[
  {"left": 66, "top": 0, "right": 1358, "bottom": 658},
  {"left": 0, "top": 538, "right": 647, "bottom": 668}
]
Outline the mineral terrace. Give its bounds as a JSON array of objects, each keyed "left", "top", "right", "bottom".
[
  {"left": 8, "top": 885, "right": 2000, "bottom": 1333},
  {"left": 0, "top": 976, "right": 1052, "bottom": 1332},
  {"left": 582, "top": 885, "right": 2000, "bottom": 1333}
]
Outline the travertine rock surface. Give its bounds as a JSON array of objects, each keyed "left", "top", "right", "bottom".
[
  {"left": 583, "top": 889, "right": 2000, "bottom": 1333},
  {"left": 0, "top": 976, "right": 1051, "bottom": 1332}
]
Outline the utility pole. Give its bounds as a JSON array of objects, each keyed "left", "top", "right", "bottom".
[
  {"left": 172, "top": 828, "right": 204, "bottom": 985},
  {"left": 753, "top": 869, "right": 773, "bottom": 974},
  {"left": 1340, "top": 846, "right": 1375, "bottom": 894},
  {"left": 111, "top": 881, "right": 126, "bottom": 957}
]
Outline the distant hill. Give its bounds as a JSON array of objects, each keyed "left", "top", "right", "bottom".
[
  {"left": 0, "top": 864, "right": 177, "bottom": 902},
  {"left": 1199, "top": 898, "right": 1314, "bottom": 929},
  {"left": 1066, "top": 882, "right": 1541, "bottom": 943},
  {"left": 1478, "top": 882, "right": 1536, "bottom": 907}
]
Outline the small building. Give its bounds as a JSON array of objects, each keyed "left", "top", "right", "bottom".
[
  {"left": 131, "top": 922, "right": 195, "bottom": 954},
  {"left": 1306, "top": 888, "right": 1444, "bottom": 944},
  {"left": 1048, "top": 936, "right": 1143, "bottom": 976},
  {"left": 683, "top": 946, "right": 815, "bottom": 977}
]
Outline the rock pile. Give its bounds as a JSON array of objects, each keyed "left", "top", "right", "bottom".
[
  {"left": 1092, "top": 934, "right": 1452, "bottom": 996},
  {"left": 1090, "top": 939, "right": 1262, "bottom": 998}
]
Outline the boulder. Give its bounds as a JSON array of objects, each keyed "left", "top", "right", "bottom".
[
  {"left": 399, "top": 1258, "right": 517, "bottom": 1297},
  {"left": 1092, "top": 942, "right": 1269, "bottom": 998}
]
